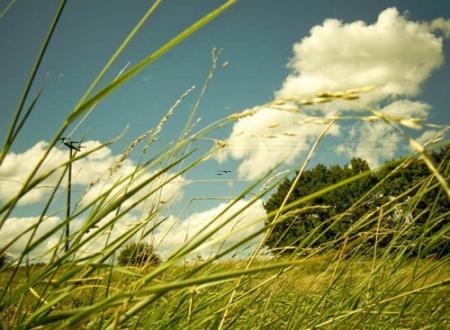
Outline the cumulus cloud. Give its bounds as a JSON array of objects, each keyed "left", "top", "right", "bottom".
[
  {"left": 277, "top": 8, "right": 445, "bottom": 104},
  {"left": 73, "top": 212, "right": 146, "bottom": 259},
  {"left": 154, "top": 199, "right": 267, "bottom": 259},
  {"left": 0, "top": 140, "right": 186, "bottom": 208},
  {"left": 80, "top": 169, "right": 187, "bottom": 214},
  {"left": 380, "top": 99, "right": 430, "bottom": 119},
  {"left": 0, "top": 140, "right": 115, "bottom": 204},
  {"left": 415, "top": 129, "right": 445, "bottom": 148},
  {"left": 430, "top": 18, "right": 450, "bottom": 38},
  {"left": 0, "top": 216, "right": 62, "bottom": 260},
  {"left": 0, "top": 213, "right": 146, "bottom": 261},
  {"left": 337, "top": 122, "right": 402, "bottom": 167},
  {"left": 218, "top": 8, "right": 448, "bottom": 175},
  {"left": 1, "top": 200, "right": 267, "bottom": 262},
  {"left": 337, "top": 100, "right": 432, "bottom": 166},
  {"left": 217, "top": 106, "right": 340, "bottom": 179}
]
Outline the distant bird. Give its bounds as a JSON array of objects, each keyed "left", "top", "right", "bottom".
[{"left": 216, "top": 170, "right": 231, "bottom": 176}]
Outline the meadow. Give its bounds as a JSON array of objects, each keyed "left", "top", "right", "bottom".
[{"left": 1, "top": 1, "right": 449, "bottom": 329}]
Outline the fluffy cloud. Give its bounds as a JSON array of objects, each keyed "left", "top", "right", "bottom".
[
  {"left": 336, "top": 122, "right": 402, "bottom": 167},
  {"left": 430, "top": 18, "right": 450, "bottom": 38},
  {"left": 0, "top": 140, "right": 115, "bottom": 204},
  {"left": 277, "top": 8, "right": 445, "bottom": 104},
  {"left": 218, "top": 8, "right": 448, "bottom": 175},
  {"left": 337, "top": 100, "right": 431, "bottom": 166},
  {"left": 415, "top": 129, "right": 444, "bottom": 148},
  {"left": 80, "top": 170, "right": 187, "bottom": 214},
  {"left": 0, "top": 216, "right": 61, "bottom": 260},
  {"left": 217, "top": 106, "right": 340, "bottom": 179},
  {"left": 1, "top": 200, "right": 267, "bottom": 262},
  {"left": 379, "top": 99, "right": 430, "bottom": 119},
  {"left": 73, "top": 212, "right": 146, "bottom": 259},
  {"left": 0, "top": 140, "right": 186, "bottom": 208},
  {"left": 154, "top": 199, "right": 267, "bottom": 259},
  {"left": 1, "top": 213, "right": 147, "bottom": 261}
]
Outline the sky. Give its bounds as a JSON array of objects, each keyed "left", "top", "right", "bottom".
[{"left": 1, "top": 0, "right": 449, "bottom": 260}]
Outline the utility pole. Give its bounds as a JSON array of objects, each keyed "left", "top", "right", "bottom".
[{"left": 60, "top": 137, "right": 82, "bottom": 252}]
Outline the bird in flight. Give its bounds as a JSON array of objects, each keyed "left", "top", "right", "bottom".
[{"left": 217, "top": 170, "right": 232, "bottom": 176}]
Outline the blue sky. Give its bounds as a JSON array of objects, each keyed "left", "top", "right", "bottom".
[
  {"left": 1, "top": 0, "right": 449, "bottom": 259},
  {"left": 2, "top": 1, "right": 449, "bottom": 148}
]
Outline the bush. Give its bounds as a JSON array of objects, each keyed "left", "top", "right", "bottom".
[{"left": 118, "top": 242, "right": 161, "bottom": 267}]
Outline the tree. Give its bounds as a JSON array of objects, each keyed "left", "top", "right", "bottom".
[
  {"left": 118, "top": 242, "right": 161, "bottom": 267},
  {"left": 263, "top": 148, "right": 450, "bottom": 257},
  {"left": 373, "top": 145, "right": 450, "bottom": 257},
  {"left": 264, "top": 158, "right": 377, "bottom": 252}
]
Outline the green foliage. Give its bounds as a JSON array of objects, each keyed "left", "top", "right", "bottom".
[
  {"left": 118, "top": 242, "right": 162, "bottom": 267},
  {"left": 264, "top": 157, "right": 377, "bottom": 250},
  {"left": 264, "top": 146, "right": 450, "bottom": 257},
  {"left": 374, "top": 145, "right": 450, "bottom": 257}
]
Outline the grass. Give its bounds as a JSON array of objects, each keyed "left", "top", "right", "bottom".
[
  {"left": 1, "top": 258, "right": 448, "bottom": 329},
  {"left": 1, "top": 1, "right": 449, "bottom": 329}
]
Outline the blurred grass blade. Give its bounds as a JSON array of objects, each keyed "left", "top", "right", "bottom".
[
  {"left": 0, "top": 0, "right": 16, "bottom": 19},
  {"left": 0, "top": 0, "right": 66, "bottom": 165}
]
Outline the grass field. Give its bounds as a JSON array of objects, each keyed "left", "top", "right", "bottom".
[
  {"left": 1, "top": 257, "right": 449, "bottom": 329},
  {"left": 1, "top": 1, "right": 449, "bottom": 329}
]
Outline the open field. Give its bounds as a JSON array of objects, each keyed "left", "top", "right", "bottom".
[
  {"left": 1, "top": 1, "right": 449, "bottom": 329},
  {"left": 1, "top": 257, "right": 449, "bottom": 329}
]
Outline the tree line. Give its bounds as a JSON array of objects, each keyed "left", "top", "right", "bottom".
[{"left": 264, "top": 145, "right": 449, "bottom": 258}]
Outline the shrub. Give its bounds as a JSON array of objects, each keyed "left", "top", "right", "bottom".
[{"left": 118, "top": 242, "right": 161, "bottom": 267}]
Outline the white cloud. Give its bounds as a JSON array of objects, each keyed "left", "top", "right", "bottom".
[
  {"left": 0, "top": 213, "right": 146, "bottom": 262},
  {"left": 0, "top": 141, "right": 186, "bottom": 208},
  {"left": 73, "top": 212, "right": 145, "bottom": 259},
  {"left": 0, "top": 141, "right": 115, "bottom": 204},
  {"left": 154, "top": 199, "right": 267, "bottom": 259},
  {"left": 80, "top": 169, "right": 187, "bottom": 214},
  {"left": 380, "top": 99, "right": 430, "bottom": 119},
  {"left": 277, "top": 8, "right": 444, "bottom": 104},
  {"left": 337, "top": 121, "right": 402, "bottom": 167},
  {"left": 0, "top": 216, "right": 62, "bottom": 261},
  {"left": 337, "top": 100, "right": 432, "bottom": 166},
  {"left": 0, "top": 141, "right": 188, "bottom": 262},
  {"left": 430, "top": 18, "right": 450, "bottom": 38},
  {"left": 1, "top": 200, "right": 267, "bottom": 262},
  {"left": 218, "top": 8, "right": 448, "bottom": 175},
  {"left": 415, "top": 129, "right": 444, "bottom": 148},
  {"left": 216, "top": 106, "right": 340, "bottom": 179}
]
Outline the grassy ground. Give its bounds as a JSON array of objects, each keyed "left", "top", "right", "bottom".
[{"left": 1, "top": 257, "right": 448, "bottom": 329}]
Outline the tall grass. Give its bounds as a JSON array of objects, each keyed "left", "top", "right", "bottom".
[{"left": 1, "top": 1, "right": 449, "bottom": 329}]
